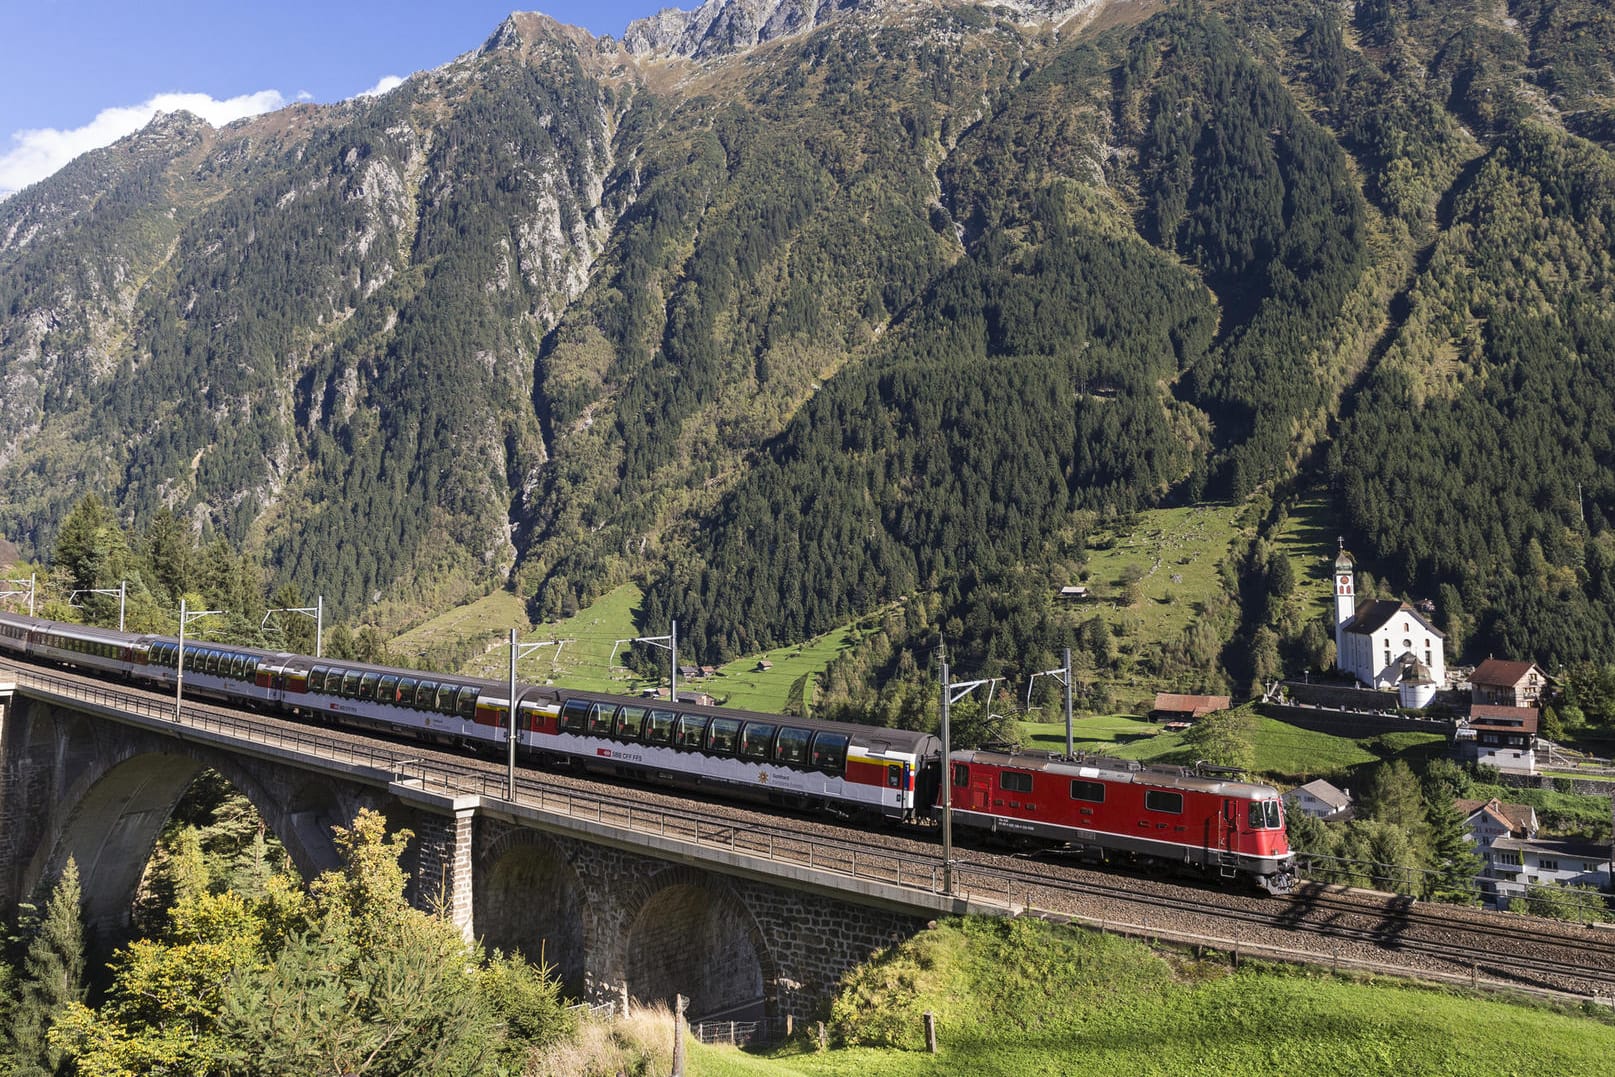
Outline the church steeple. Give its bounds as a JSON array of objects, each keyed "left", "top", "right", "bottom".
[{"left": 1334, "top": 540, "right": 1355, "bottom": 669}]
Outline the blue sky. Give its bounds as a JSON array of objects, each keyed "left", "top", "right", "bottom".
[{"left": 0, "top": 1, "right": 670, "bottom": 197}]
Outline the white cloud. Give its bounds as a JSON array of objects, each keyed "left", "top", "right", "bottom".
[
  {"left": 0, "top": 89, "right": 289, "bottom": 199},
  {"left": 354, "top": 75, "right": 405, "bottom": 99}
]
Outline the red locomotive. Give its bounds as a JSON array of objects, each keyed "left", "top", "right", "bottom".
[{"left": 949, "top": 748, "right": 1296, "bottom": 893}]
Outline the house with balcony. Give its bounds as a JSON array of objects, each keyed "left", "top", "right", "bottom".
[
  {"left": 1454, "top": 704, "right": 1539, "bottom": 774},
  {"left": 1488, "top": 837, "right": 1612, "bottom": 912},
  {"left": 1469, "top": 658, "right": 1549, "bottom": 708}
]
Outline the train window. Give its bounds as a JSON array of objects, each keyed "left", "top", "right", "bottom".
[
  {"left": 342, "top": 670, "right": 364, "bottom": 698},
  {"left": 309, "top": 666, "right": 330, "bottom": 692},
  {"left": 1247, "top": 801, "right": 1264, "bottom": 830},
  {"left": 395, "top": 677, "right": 416, "bottom": 705},
  {"left": 519, "top": 701, "right": 547, "bottom": 732},
  {"left": 436, "top": 684, "right": 460, "bottom": 716},
  {"left": 953, "top": 763, "right": 969, "bottom": 787},
  {"left": 1070, "top": 780, "right": 1105, "bottom": 803},
  {"left": 377, "top": 675, "right": 399, "bottom": 702},
  {"left": 560, "top": 699, "right": 591, "bottom": 734},
  {"left": 414, "top": 680, "right": 438, "bottom": 709},
  {"left": 645, "top": 709, "right": 676, "bottom": 745},
  {"left": 774, "top": 727, "right": 811, "bottom": 765},
  {"left": 1145, "top": 790, "right": 1183, "bottom": 814},
  {"left": 999, "top": 771, "right": 1033, "bottom": 794},
  {"left": 359, "top": 673, "right": 380, "bottom": 699},
  {"left": 1264, "top": 800, "right": 1281, "bottom": 829},
  {"left": 203, "top": 650, "right": 220, "bottom": 674},
  {"left": 458, "top": 689, "right": 479, "bottom": 720},
  {"left": 615, "top": 705, "right": 647, "bottom": 741},
  {"left": 887, "top": 764, "right": 902, "bottom": 789},
  {"left": 674, "top": 714, "right": 708, "bottom": 750},
  {"left": 587, "top": 703, "right": 615, "bottom": 737},
  {"left": 810, "top": 732, "right": 849, "bottom": 773},
  {"left": 740, "top": 723, "right": 776, "bottom": 761},
  {"left": 230, "top": 654, "right": 247, "bottom": 679},
  {"left": 705, "top": 718, "right": 742, "bottom": 756}
]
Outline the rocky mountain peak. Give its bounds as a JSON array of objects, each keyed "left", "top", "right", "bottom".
[{"left": 621, "top": 0, "right": 1105, "bottom": 59}]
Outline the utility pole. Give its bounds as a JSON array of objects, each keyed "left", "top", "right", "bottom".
[
  {"left": 69, "top": 580, "right": 127, "bottom": 631},
  {"left": 501, "top": 629, "right": 563, "bottom": 800},
  {"left": 942, "top": 656, "right": 1002, "bottom": 896},
  {"left": 261, "top": 594, "right": 323, "bottom": 656},
  {"left": 611, "top": 619, "right": 679, "bottom": 702},
  {"left": 175, "top": 599, "right": 223, "bottom": 721},
  {"left": 2, "top": 573, "right": 39, "bottom": 617},
  {"left": 1026, "top": 648, "right": 1075, "bottom": 758}
]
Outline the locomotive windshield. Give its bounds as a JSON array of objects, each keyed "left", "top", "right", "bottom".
[{"left": 1248, "top": 799, "right": 1284, "bottom": 829}]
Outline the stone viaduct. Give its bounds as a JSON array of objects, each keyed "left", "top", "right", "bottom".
[{"left": 0, "top": 668, "right": 998, "bottom": 1024}]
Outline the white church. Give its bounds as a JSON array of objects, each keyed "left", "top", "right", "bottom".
[{"left": 1333, "top": 546, "right": 1446, "bottom": 708}]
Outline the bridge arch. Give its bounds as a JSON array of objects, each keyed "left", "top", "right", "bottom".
[
  {"left": 618, "top": 866, "right": 778, "bottom": 1022},
  {"left": 474, "top": 828, "right": 590, "bottom": 994},
  {"left": 19, "top": 703, "right": 341, "bottom": 945}
]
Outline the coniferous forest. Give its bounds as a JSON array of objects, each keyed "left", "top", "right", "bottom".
[{"left": 3, "top": 0, "right": 1615, "bottom": 698}]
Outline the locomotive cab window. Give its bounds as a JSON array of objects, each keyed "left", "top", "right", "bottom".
[
  {"left": 615, "top": 705, "right": 647, "bottom": 741},
  {"left": 1145, "top": 790, "right": 1183, "bottom": 814},
  {"left": 810, "top": 732, "right": 849, "bottom": 773},
  {"left": 1070, "top": 780, "right": 1105, "bottom": 803},
  {"left": 740, "top": 722, "right": 776, "bottom": 761},
  {"left": 645, "top": 709, "right": 676, "bottom": 745},
  {"left": 706, "top": 718, "right": 743, "bottom": 756},
  {"left": 560, "top": 699, "right": 591, "bottom": 733},
  {"left": 773, "top": 727, "right": 811, "bottom": 765},
  {"left": 674, "top": 714, "right": 708, "bottom": 750},
  {"left": 1264, "top": 800, "right": 1282, "bottom": 829},
  {"left": 1247, "top": 802, "right": 1264, "bottom": 830},
  {"left": 999, "top": 771, "right": 1033, "bottom": 794},
  {"left": 953, "top": 763, "right": 969, "bottom": 787}
]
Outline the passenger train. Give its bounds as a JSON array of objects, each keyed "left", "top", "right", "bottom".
[{"left": 0, "top": 610, "right": 1295, "bottom": 893}]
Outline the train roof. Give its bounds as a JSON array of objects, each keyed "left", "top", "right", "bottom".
[{"left": 955, "top": 747, "right": 1282, "bottom": 798}]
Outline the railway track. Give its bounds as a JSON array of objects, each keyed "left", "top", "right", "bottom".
[{"left": 8, "top": 656, "right": 1615, "bottom": 1003}]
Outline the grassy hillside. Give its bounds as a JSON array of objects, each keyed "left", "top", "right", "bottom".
[
  {"left": 1018, "top": 714, "right": 1446, "bottom": 783},
  {"left": 689, "top": 918, "right": 1614, "bottom": 1076}
]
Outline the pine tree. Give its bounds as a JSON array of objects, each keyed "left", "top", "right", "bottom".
[
  {"left": 1422, "top": 794, "right": 1484, "bottom": 905},
  {"left": 1359, "top": 760, "right": 1431, "bottom": 858},
  {"left": 11, "top": 858, "right": 86, "bottom": 1077}
]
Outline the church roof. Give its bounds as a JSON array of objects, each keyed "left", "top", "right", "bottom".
[{"left": 1342, "top": 599, "right": 1445, "bottom": 638}]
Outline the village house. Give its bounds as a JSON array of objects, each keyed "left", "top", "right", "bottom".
[
  {"left": 1284, "top": 779, "right": 1353, "bottom": 822},
  {"left": 1456, "top": 796, "right": 1538, "bottom": 870},
  {"left": 1455, "top": 704, "right": 1539, "bottom": 774},
  {"left": 1149, "top": 692, "right": 1230, "bottom": 725},
  {"left": 1488, "top": 837, "right": 1612, "bottom": 912},
  {"left": 1469, "top": 658, "right": 1549, "bottom": 708},
  {"left": 1333, "top": 547, "right": 1446, "bottom": 707}
]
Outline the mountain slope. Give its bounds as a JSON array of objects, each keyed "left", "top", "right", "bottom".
[{"left": 3, "top": 0, "right": 1613, "bottom": 690}]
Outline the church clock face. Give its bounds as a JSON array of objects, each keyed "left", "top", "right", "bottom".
[{"left": 1337, "top": 574, "right": 1353, "bottom": 596}]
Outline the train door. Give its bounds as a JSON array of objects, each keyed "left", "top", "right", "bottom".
[{"left": 1218, "top": 799, "right": 1239, "bottom": 875}]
